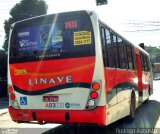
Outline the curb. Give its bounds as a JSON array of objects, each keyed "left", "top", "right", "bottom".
[{"left": 0, "top": 111, "right": 8, "bottom": 116}]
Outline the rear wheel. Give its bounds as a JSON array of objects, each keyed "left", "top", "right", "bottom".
[{"left": 127, "top": 92, "right": 135, "bottom": 123}]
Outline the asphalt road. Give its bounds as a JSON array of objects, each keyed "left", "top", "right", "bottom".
[{"left": 0, "top": 81, "right": 160, "bottom": 134}]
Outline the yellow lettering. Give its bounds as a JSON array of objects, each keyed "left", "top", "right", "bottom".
[{"left": 14, "top": 69, "right": 27, "bottom": 76}]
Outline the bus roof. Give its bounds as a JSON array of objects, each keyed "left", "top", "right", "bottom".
[{"left": 11, "top": 10, "right": 88, "bottom": 26}]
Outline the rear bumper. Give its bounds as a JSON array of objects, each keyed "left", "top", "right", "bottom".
[{"left": 8, "top": 106, "right": 106, "bottom": 125}]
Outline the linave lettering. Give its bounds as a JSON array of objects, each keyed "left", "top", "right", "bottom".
[{"left": 28, "top": 76, "right": 72, "bottom": 86}]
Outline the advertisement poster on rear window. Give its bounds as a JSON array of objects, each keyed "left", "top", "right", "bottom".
[{"left": 17, "top": 24, "right": 63, "bottom": 52}]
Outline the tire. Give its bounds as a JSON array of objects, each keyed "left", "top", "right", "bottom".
[
  {"left": 127, "top": 92, "right": 135, "bottom": 123},
  {"left": 144, "top": 98, "right": 149, "bottom": 103}
]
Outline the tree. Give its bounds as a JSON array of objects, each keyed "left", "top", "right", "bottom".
[
  {"left": 145, "top": 46, "right": 160, "bottom": 63},
  {"left": 3, "top": 0, "right": 48, "bottom": 52}
]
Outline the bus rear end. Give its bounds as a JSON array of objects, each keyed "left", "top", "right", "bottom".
[{"left": 8, "top": 11, "right": 106, "bottom": 125}]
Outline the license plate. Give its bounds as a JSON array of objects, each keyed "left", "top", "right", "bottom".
[{"left": 43, "top": 96, "right": 59, "bottom": 102}]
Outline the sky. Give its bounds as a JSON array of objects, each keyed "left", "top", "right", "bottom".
[{"left": 0, "top": 0, "right": 160, "bottom": 49}]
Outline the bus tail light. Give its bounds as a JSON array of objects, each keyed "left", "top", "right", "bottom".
[
  {"left": 8, "top": 86, "right": 14, "bottom": 93},
  {"left": 10, "top": 93, "right": 16, "bottom": 101},
  {"left": 8, "top": 86, "right": 20, "bottom": 109},
  {"left": 92, "top": 82, "right": 100, "bottom": 91},
  {"left": 9, "top": 85, "right": 16, "bottom": 101},
  {"left": 90, "top": 91, "right": 98, "bottom": 99},
  {"left": 86, "top": 80, "right": 102, "bottom": 110}
]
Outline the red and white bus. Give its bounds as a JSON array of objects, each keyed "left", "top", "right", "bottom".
[
  {"left": 154, "top": 63, "right": 160, "bottom": 73},
  {"left": 8, "top": 10, "right": 153, "bottom": 126}
]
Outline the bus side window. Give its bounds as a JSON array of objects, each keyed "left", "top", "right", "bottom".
[
  {"left": 124, "top": 42, "right": 129, "bottom": 69},
  {"left": 143, "top": 55, "right": 147, "bottom": 71},
  {"left": 131, "top": 46, "right": 135, "bottom": 70},
  {"left": 112, "top": 34, "right": 119, "bottom": 68},
  {"left": 122, "top": 41, "right": 128, "bottom": 69},
  {"left": 100, "top": 26, "right": 107, "bottom": 66},
  {"left": 105, "top": 30, "right": 114, "bottom": 68},
  {"left": 117, "top": 37, "right": 126, "bottom": 69},
  {"left": 126, "top": 43, "right": 134, "bottom": 70},
  {"left": 144, "top": 55, "right": 150, "bottom": 72},
  {"left": 140, "top": 53, "right": 145, "bottom": 71},
  {"left": 145, "top": 56, "right": 148, "bottom": 71},
  {"left": 146, "top": 56, "right": 150, "bottom": 71}
]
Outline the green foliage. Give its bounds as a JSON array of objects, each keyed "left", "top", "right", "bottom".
[
  {"left": 3, "top": 0, "right": 48, "bottom": 52},
  {"left": 145, "top": 46, "right": 160, "bottom": 63}
]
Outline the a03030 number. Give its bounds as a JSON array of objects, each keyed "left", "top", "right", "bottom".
[{"left": 45, "top": 103, "right": 64, "bottom": 108}]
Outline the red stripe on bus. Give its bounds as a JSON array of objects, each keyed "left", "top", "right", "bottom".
[{"left": 10, "top": 56, "right": 95, "bottom": 91}]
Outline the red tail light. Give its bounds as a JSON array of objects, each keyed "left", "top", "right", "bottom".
[
  {"left": 8, "top": 86, "right": 14, "bottom": 93},
  {"left": 10, "top": 93, "right": 16, "bottom": 101},
  {"left": 90, "top": 91, "right": 98, "bottom": 99},
  {"left": 92, "top": 82, "right": 100, "bottom": 91}
]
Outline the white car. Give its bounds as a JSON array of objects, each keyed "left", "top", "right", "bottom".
[{"left": 154, "top": 76, "right": 160, "bottom": 80}]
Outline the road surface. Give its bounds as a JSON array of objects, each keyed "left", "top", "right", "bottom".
[{"left": 0, "top": 81, "right": 159, "bottom": 134}]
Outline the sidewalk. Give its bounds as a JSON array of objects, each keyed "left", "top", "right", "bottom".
[{"left": 0, "top": 109, "right": 8, "bottom": 116}]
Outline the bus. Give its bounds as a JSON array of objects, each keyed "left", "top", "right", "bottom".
[
  {"left": 153, "top": 63, "right": 160, "bottom": 80},
  {"left": 154, "top": 63, "right": 160, "bottom": 73},
  {"left": 8, "top": 10, "right": 153, "bottom": 126}
]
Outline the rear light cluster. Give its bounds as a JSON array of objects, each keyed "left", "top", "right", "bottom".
[
  {"left": 90, "top": 91, "right": 98, "bottom": 99},
  {"left": 10, "top": 93, "right": 16, "bottom": 100},
  {"left": 92, "top": 82, "right": 100, "bottom": 91},
  {"left": 8, "top": 86, "right": 19, "bottom": 108},
  {"left": 90, "top": 82, "right": 100, "bottom": 99},
  {"left": 87, "top": 81, "right": 101, "bottom": 109},
  {"left": 8, "top": 86, "right": 15, "bottom": 101}
]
